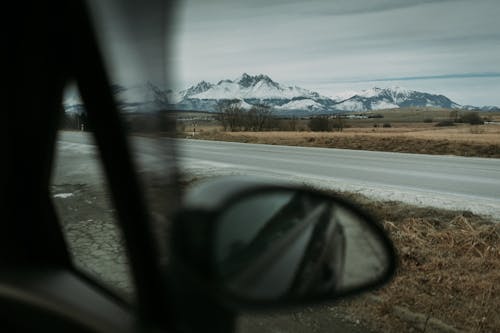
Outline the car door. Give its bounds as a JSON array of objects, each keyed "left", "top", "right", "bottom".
[{"left": 3, "top": 0, "right": 177, "bottom": 331}]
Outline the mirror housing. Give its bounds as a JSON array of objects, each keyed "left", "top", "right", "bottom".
[{"left": 171, "top": 177, "right": 397, "bottom": 310}]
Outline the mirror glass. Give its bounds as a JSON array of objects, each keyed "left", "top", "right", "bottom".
[{"left": 213, "top": 190, "right": 392, "bottom": 301}]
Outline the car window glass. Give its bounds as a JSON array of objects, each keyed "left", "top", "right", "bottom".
[{"left": 53, "top": 83, "right": 135, "bottom": 301}]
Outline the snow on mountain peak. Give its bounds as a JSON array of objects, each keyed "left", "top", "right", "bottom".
[
  {"left": 188, "top": 73, "right": 319, "bottom": 100},
  {"left": 357, "top": 87, "right": 383, "bottom": 98},
  {"left": 276, "top": 99, "right": 325, "bottom": 111},
  {"left": 333, "top": 85, "right": 461, "bottom": 111},
  {"left": 180, "top": 80, "right": 214, "bottom": 99},
  {"left": 236, "top": 73, "right": 278, "bottom": 88},
  {"left": 344, "top": 86, "right": 412, "bottom": 100}
]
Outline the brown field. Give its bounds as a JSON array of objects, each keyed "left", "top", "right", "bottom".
[
  {"left": 175, "top": 109, "right": 500, "bottom": 159},
  {"left": 185, "top": 123, "right": 500, "bottom": 158},
  {"left": 349, "top": 108, "right": 500, "bottom": 123}
]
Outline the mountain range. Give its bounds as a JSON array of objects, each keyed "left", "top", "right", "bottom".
[
  {"left": 172, "top": 73, "right": 498, "bottom": 114},
  {"left": 63, "top": 73, "right": 499, "bottom": 114}
]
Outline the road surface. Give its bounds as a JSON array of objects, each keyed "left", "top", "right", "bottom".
[
  {"left": 179, "top": 138, "right": 500, "bottom": 216},
  {"left": 57, "top": 131, "right": 500, "bottom": 219}
]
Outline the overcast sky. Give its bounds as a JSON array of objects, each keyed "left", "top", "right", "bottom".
[{"left": 169, "top": 0, "right": 500, "bottom": 105}]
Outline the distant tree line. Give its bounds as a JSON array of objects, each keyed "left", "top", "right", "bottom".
[
  {"left": 308, "top": 116, "right": 345, "bottom": 132},
  {"left": 456, "top": 111, "right": 484, "bottom": 125},
  {"left": 436, "top": 110, "right": 486, "bottom": 127},
  {"left": 215, "top": 100, "right": 351, "bottom": 132},
  {"left": 215, "top": 100, "right": 276, "bottom": 131}
]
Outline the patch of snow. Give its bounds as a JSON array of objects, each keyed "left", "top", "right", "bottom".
[
  {"left": 371, "top": 100, "right": 399, "bottom": 110},
  {"left": 331, "top": 90, "right": 359, "bottom": 101},
  {"left": 481, "top": 105, "right": 500, "bottom": 111},
  {"left": 54, "top": 193, "right": 74, "bottom": 199},
  {"left": 388, "top": 86, "right": 412, "bottom": 97},
  {"left": 356, "top": 87, "right": 384, "bottom": 98},
  {"left": 276, "top": 99, "right": 324, "bottom": 111},
  {"left": 169, "top": 91, "right": 184, "bottom": 104},
  {"left": 335, "top": 99, "right": 365, "bottom": 111},
  {"left": 239, "top": 100, "right": 254, "bottom": 109},
  {"left": 334, "top": 86, "right": 412, "bottom": 101}
]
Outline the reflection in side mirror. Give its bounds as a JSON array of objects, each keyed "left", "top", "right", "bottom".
[{"left": 213, "top": 189, "right": 395, "bottom": 303}]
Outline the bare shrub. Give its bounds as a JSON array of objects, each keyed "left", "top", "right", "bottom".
[
  {"left": 332, "top": 116, "right": 345, "bottom": 132},
  {"left": 308, "top": 116, "right": 332, "bottom": 131},
  {"left": 245, "top": 104, "right": 273, "bottom": 131},
  {"left": 280, "top": 117, "right": 299, "bottom": 131},
  {"left": 215, "top": 101, "right": 275, "bottom": 131},
  {"left": 460, "top": 112, "right": 484, "bottom": 125},
  {"left": 449, "top": 109, "right": 459, "bottom": 122},
  {"left": 215, "top": 100, "right": 245, "bottom": 131},
  {"left": 289, "top": 117, "right": 299, "bottom": 131}
]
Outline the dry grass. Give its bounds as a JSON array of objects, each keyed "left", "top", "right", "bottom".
[
  {"left": 334, "top": 196, "right": 500, "bottom": 333},
  {"left": 188, "top": 125, "right": 500, "bottom": 158},
  {"left": 403, "top": 125, "right": 500, "bottom": 144}
]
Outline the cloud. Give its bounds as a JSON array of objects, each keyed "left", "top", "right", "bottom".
[
  {"left": 303, "top": 0, "right": 460, "bottom": 16},
  {"left": 352, "top": 73, "right": 500, "bottom": 83}
]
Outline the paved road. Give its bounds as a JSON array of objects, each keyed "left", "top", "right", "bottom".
[
  {"left": 57, "top": 132, "right": 500, "bottom": 218},
  {"left": 177, "top": 138, "right": 500, "bottom": 219}
]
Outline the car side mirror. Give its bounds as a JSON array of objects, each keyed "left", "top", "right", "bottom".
[{"left": 172, "top": 178, "right": 396, "bottom": 309}]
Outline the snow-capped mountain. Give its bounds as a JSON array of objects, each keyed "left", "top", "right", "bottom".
[
  {"left": 175, "top": 73, "right": 335, "bottom": 114},
  {"left": 185, "top": 74, "right": 324, "bottom": 100},
  {"left": 174, "top": 75, "right": 475, "bottom": 114},
  {"left": 178, "top": 80, "right": 214, "bottom": 100},
  {"left": 333, "top": 87, "right": 461, "bottom": 112},
  {"left": 461, "top": 104, "right": 500, "bottom": 112}
]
